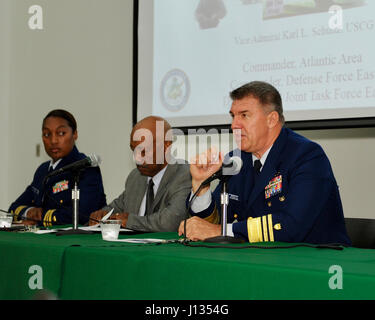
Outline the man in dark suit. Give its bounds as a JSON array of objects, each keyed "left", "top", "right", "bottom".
[
  {"left": 90, "top": 116, "right": 192, "bottom": 232},
  {"left": 179, "top": 81, "right": 351, "bottom": 245}
]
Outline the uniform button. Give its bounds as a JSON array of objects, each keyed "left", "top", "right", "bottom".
[
  {"left": 274, "top": 223, "right": 282, "bottom": 230},
  {"left": 60, "top": 200, "right": 63, "bottom": 203},
  {"left": 279, "top": 196, "right": 285, "bottom": 202},
  {"left": 267, "top": 201, "right": 272, "bottom": 207}
]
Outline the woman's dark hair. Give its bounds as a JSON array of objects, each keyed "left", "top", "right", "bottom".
[
  {"left": 230, "top": 81, "right": 285, "bottom": 124},
  {"left": 42, "top": 109, "right": 77, "bottom": 132}
]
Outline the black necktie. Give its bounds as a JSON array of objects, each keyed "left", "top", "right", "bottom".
[
  {"left": 145, "top": 179, "right": 154, "bottom": 216},
  {"left": 254, "top": 159, "right": 262, "bottom": 174}
]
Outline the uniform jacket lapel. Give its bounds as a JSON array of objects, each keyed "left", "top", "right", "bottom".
[
  {"left": 44, "top": 146, "right": 80, "bottom": 191},
  {"left": 54, "top": 145, "right": 80, "bottom": 170},
  {"left": 246, "top": 128, "right": 288, "bottom": 208}
]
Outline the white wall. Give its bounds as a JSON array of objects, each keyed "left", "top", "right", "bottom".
[
  {"left": 0, "top": 0, "right": 11, "bottom": 209},
  {"left": 1, "top": 0, "right": 375, "bottom": 219},
  {"left": 1, "top": 0, "right": 134, "bottom": 209}
]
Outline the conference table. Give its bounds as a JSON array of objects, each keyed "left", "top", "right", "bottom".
[{"left": 1, "top": 227, "right": 375, "bottom": 300}]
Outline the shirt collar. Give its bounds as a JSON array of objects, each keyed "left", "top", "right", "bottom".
[
  {"left": 48, "top": 146, "right": 79, "bottom": 171},
  {"left": 252, "top": 145, "right": 273, "bottom": 170},
  {"left": 49, "top": 158, "right": 63, "bottom": 171},
  {"left": 148, "top": 165, "right": 168, "bottom": 190}
]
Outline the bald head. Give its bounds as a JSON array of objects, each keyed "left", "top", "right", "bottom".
[
  {"left": 131, "top": 116, "right": 171, "bottom": 138},
  {"left": 130, "top": 116, "right": 173, "bottom": 177}
]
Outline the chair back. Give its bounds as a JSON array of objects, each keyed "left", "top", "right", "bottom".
[{"left": 344, "top": 218, "right": 375, "bottom": 249}]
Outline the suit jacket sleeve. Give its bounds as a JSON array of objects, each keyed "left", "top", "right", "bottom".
[
  {"left": 101, "top": 170, "right": 135, "bottom": 214},
  {"left": 126, "top": 164, "right": 192, "bottom": 232}
]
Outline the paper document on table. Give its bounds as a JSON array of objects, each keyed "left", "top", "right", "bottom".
[
  {"left": 103, "top": 238, "right": 166, "bottom": 243},
  {"left": 33, "top": 226, "right": 74, "bottom": 234},
  {"left": 33, "top": 229, "right": 58, "bottom": 234},
  {"left": 33, "top": 226, "right": 134, "bottom": 234}
]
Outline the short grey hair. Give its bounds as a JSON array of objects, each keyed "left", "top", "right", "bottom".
[{"left": 230, "top": 81, "right": 285, "bottom": 124}]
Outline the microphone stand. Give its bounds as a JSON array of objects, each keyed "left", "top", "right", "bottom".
[
  {"left": 204, "top": 176, "right": 245, "bottom": 244},
  {"left": 56, "top": 169, "right": 93, "bottom": 236}
]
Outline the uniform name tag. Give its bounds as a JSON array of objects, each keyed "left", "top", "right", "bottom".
[
  {"left": 31, "top": 186, "right": 40, "bottom": 195},
  {"left": 229, "top": 194, "right": 239, "bottom": 201},
  {"left": 52, "top": 180, "right": 69, "bottom": 194},
  {"left": 265, "top": 175, "right": 282, "bottom": 199}
]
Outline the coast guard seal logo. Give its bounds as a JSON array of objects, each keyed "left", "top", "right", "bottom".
[{"left": 160, "top": 69, "right": 190, "bottom": 112}]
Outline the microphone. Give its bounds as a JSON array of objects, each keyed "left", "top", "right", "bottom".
[
  {"left": 45, "top": 154, "right": 101, "bottom": 178},
  {"left": 201, "top": 156, "right": 243, "bottom": 186}
]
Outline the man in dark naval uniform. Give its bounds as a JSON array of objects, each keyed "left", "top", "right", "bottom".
[{"left": 179, "top": 81, "right": 351, "bottom": 245}]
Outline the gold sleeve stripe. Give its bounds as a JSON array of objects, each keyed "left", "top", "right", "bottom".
[
  {"left": 49, "top": 209, "right": 57, "bottom": 226},
  {"left": 268, "top": 214, "right": 274, "bottom": 242},
  {"left": 247, "top": 217, "right": 253, "bottom": 243},
  {"left": 203, "top": 205, "right": 220, "bottom": 224},
  {"left": 50, "top": 209, "right": 56, "bottom": 225},
  {"left": 48, "top": 210, "right": 53, "bottom": 227},
  {"left": 43, "top": 210, "right": 55, "bottom": 227},
  {"left": 262, "top": 215, "right": 269, "bottom": 242},
  {"left": 14, "top": 206, "right": 27, "bottom": 221},
  {"left": 257, "top": 217, "right": 263, "bottom": 242},
  {"left": 247, "top": 215, "right": 275, "bottom": 243},
  {"left": 247, "top": 217, "right": 263, "bottom": 243},
  {"left": 47, "top": 210, "right": 52, "bottom": 227},
  {"left": 43, "top": 210, "right": 50, "bottom": 227}
]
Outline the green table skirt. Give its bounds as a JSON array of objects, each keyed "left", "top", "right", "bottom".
[{"left": 1, "top": 230, "right": 375, "bottom": 300}]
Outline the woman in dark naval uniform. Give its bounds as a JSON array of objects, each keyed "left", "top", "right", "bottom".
[{"left": 9, "top": 109, "right": 106, "bottom": 227}]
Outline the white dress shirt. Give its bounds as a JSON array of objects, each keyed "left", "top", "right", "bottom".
[
  {"left": 49, "top": 158, "right": 62, "bottom": 171},
  {"left": 137, "top": 165, "right": 168, "bottom": 216}
]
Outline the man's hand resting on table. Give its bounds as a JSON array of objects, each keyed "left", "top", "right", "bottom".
[
  {"left": 178, "top": 216, "right": 221, "bottom": 241},
  {"left": 23, "top": 207, "right": 43, "bottom": 225},
  {"left": 89, "top": 210, "right": 129, "bottom": 228}
]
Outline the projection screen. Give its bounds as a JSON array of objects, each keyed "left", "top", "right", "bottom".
[{"left": 136, "top": 0, "right": 375, "bottom": 129}]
